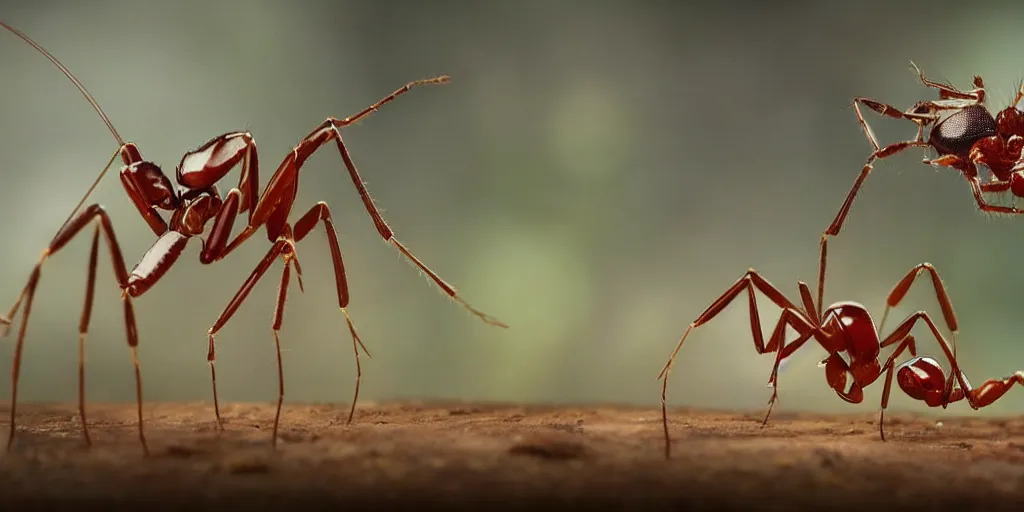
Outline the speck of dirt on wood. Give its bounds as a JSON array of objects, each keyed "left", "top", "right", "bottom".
[
  {"left": 221, "top": 452, "right": 272, "bottom": 474},
  {"left": 448, "top": 407, "right": 482, "bottom": 416},
  {"left": 164, "top": 444, "right": 205, "bottom": 458},
  {"left": 509, "top": 435, "right": 587, "bottom": 461}
]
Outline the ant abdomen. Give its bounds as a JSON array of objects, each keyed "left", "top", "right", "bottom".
[
  {"left": 929, "top": 105, "right": 998, "bottom": 157},
  {"left": 896, "top": 356, "right": 947, "bottom": 407}
]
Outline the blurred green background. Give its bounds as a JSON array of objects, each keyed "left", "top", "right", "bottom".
[{"left": 0, "top": 0, "right": 1022, "bottom": 419}]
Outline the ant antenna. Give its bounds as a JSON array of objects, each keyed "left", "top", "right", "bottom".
[
  {"left": 1, "top": 20, "right": 127, "bottom": 232},
  {"left": 1, "top": 21, "right": 124, "bottom": 146}
]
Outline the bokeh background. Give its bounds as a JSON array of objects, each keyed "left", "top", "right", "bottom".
[{"left": 0, "top": 0, "right": 1022, "bottom": 419}]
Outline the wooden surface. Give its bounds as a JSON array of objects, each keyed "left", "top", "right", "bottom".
[{"left": 1, "top": 401, "right": 1023, "bottom": 511}]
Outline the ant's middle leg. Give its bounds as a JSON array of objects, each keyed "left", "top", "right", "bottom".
[
  {"left": 205, "top": 235, "right": 298, "bottom": 446},
  {"left": 293, "top": 201, "right": 369, "bottom": 425}
]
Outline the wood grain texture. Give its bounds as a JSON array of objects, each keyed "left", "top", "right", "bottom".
[{"left": 1, "top": 401, "right": 1023, "bottom": 511}]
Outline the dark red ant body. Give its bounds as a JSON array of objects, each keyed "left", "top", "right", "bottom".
[
  {"left": 817, "top": 63, "right": 1024, "bottom": 319},
  {"left": 658, "top": 263, "right": 1024, "bottom": 459},
  {"left": 0, "top": 21, "right": 506, "bottom": 454}
]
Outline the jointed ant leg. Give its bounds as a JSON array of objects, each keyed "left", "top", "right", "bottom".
[
  {"left": 206, "top": 236, "right": 299, "bottom": 441},
  {"left": 760, "top": 281, "right": 831, "bottom": 425},
  {"left": 947, "top": 371, "right": 1024, "bottom": 408},
  {"left": 4, "top": 204, "right": 146, "bottom": 454},
  {"left": 331, "top": 130, "right": 506, "bottom": 328},
  {"left": 909, "top": 61, "right": 985, "bottom": 103},
  {"left": 921, "top": 154, "right": 1024, "bottom": 215},
  {"left": 294, "top": 202, "right": 370, "bottom": 425},
  {"left": 761, "top": 309, "right": 818, "bottom": 426},
  {"left": 879, "top": 262, "right": 963, "bottom": 418},
  {"left": 334, "top": 76, "right": 451, "bottom": 129},
  {"left": 878, "top": 311, "right": 977, "bottom": 410},
  {"left": 76, "top": 225, "right": 101, "bottom": 446},
  {"left": 220, "top": 117, "right": 507, "bottom": 330},
  {"left": 268, "top": 260, "right": 293, "bottom": 448},
  {"left": 878, "top": 334, "right": 919, "bottom": 441},
  {"left": 817, "top": 140, "right": 930, "bottom": 318},
  {"left": 850, "top": 98, "right": 931, "bottom": 153},
  {"left": 657, "top": 269, "right": 815, "bottom": 459},
  {"left": 878, "top": 263, "right": 958, "bottom": 358}
]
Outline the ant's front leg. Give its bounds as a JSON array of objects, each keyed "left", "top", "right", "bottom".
[
  {"left": 923, "top": 154, "right": 1024, "bottom": 215},
  {"left": 851, "top": 97, "right": 934, "bottom": 152},
  {"left": 909, "top": 61, "right": 986, "bottom": 103}
]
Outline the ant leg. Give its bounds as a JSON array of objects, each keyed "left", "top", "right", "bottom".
[
  {"left": 980, "top": 180, "right": 1012, "bottom": 194},
  {"left": 205, "top": 237, "right": 297, "bottom": 443},
  {"left": 909, "top": 61, "right": 985, "bottom": 103},
  {"left": 4, "top": 204, "right": 146, "bottom": 454},
  {"left": 267, "top": 259, "right": 298, "bottom": 448},
  {"left": 923, "top": 154, "right": 1024, "bottom": 215},
  {"left": 293, "top": 201, "right": 370, "bottom": 425},
  {"left": 235, "top": 114, "right": 506, "bottom": 330},
  {"left": 967, "top": 177, "right": 1024, "bottom": 215},
  {"left": 328, "top": 129, "right": 506, "bottom": 328},
  {"left": 878, "top": 263, "right": 958, "bottom": 357},
  {"left": 879, "top": 311, "right": 977, "bottom": 410},
  {"left": 657, "top": 269, "right": 813, "bottom": 459},
  {"left": 959, "top": 371, "right": 1024, "bottom": 407},
  {"left": 761, "top": 310, "right": 819, "bottom": 426},
  {"left": 335, "top": 76, "right": 450, "bottom": 128},
  {"left": 1011, "top": 80, "right": 1024, "bottom": 109},
  {"left": 851, "top": 98, "right": 933, "bottom": 152},
  {"left": 761, "top": 280, "right": 826, "bottom": 422},
  {"left": 878, "top": 335, "right": 919, "bottom": 441},
  {"left": 75, "top": 225, "right": 101, "bottom": 447},
  {"left": 818, "top": 140, "right": 930, "bottom": 317}
]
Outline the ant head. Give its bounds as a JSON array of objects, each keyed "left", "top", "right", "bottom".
[
  {"left": 929, "top": 105, "right": 998, "bottom": 157},
  {"left": 121, "top": 161, "right": 181, "bottom": 211},
  {"left": 896, "top": 356, "right": 947, "bottom": 407},
  {"left": 995, "top": 106, "right": 1024, "bottom": 138}
]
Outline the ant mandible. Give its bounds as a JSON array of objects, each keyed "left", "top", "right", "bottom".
[
  {"left": 0, "top": 21, "right": 507, "bottom": 455},
  {"left": 817, "top": 62, "right": 1024, "bottom": 320},
  {"left": 657, "top": 262, "right": 1024, "bottom": 459}
]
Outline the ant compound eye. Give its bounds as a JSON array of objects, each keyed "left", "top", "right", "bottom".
[{"left": 930, "top": 105, "right": 997, "bottom": 156}]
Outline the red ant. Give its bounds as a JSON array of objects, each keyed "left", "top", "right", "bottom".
[
  {"left": 657, "top": 262, "right": 1024, "bottom": 459},
  {"left": 817, "top": 62, "right": 1024, "bottom": 321},
  {"left": 0, "top": 21, "right": 507, "bottom": 455}
]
